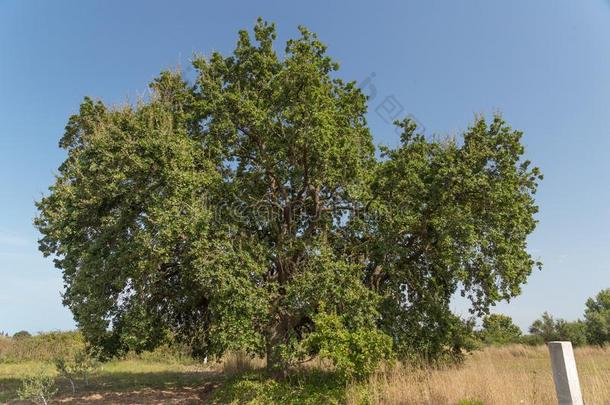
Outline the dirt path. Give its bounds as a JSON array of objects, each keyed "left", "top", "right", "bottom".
[{"left": 51, "top": 382, "right": 220, "bottom": 404}]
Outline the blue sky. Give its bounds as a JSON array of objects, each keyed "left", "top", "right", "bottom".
[{"left": 1, "top": 0, "right": 609, "bottom": 334}]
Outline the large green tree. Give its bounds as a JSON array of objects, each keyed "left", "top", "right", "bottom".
[{"left": 35, "top": 20, "right": 542, "bottom": 373}]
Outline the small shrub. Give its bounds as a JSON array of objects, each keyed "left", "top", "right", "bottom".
[
  {"left": 73, "top": 349, "right": 99, "bottom": 386},
  {"left": 212, "top": 369, "right": 347, "bottom": 404},
  {"left": 479, "top": 314, "right": 522, "bottom": 346},
  {"left": 520, "top": 334, "right": 544, "bottom": 346},
  {"left": 13, "top": 330, "right": 32, "bottom": 339},
  {"left": 55, "top": 349, "right": 99, "bottom": 392},
  {"left": 128, "top": 342, "right": 194, "bottom": 364},
  {"left": 17, "top": 367, "right": 57, "bottom": 405},
  {"left": 305, "top": 311, "right": 392, "bottom": 381},
  {"left": 54, "top": 357, "right": 77, "bottom": 394}
]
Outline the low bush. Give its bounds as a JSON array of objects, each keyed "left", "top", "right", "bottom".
[
  {"left": 17, "top": 367, "right": 57, "bottom": 405},
  {"left": 478, "top": 314, "right": 522, "bottom": 346},
  {"left": 520, "top": 334, "right": 545, "bottom": 346},
  {"left": 211, "top": 370, "right": 348, "bottom": 405},
  {"left": 13, "top": 330, "right": 32, "bottom": 340},
  {"left": 305, "top": 311, "right": 393, "bottom": 381},
  {"left": 123, "top": 342, "right": 195, "bottom": 364},
  {"left": 55, "top": 349, "right": 99, "bottom": 394}
]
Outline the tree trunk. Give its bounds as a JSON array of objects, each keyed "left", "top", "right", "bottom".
[{"left": 265, "top": 314, "right": 290, "bottom": 379}]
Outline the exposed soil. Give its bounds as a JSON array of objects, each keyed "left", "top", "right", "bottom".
[
  {"left": 8, "top": 382, "right": 220, "bottom": 405},
  {"left": 66, "top": 382, "right": 218, "bottom": 404}
]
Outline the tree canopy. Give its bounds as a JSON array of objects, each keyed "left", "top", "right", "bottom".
[
  {"left": 35, "top": 19, "right": 542, "bottom": 374},
  {"left": 479, "top": 314, "right": 522, "bottom": 346},
  {"left": 584, "top": 288, "right": 610, "bottom": 346},
  {"left": 528, "top": 312, "right": 588, "bottom": 346}
]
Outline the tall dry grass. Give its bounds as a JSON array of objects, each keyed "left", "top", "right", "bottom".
[
  {"left": 221, "top": 351, "right": 266, "bottom": 376},
  {"left": 3, "top": 332, "right": 609, "bottom": 404},
  {"left": 347, "top": 345, "right": 610, "bottom": 405}
]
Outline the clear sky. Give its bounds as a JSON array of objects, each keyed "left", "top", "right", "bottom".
[{"left": 1, "top": 0, "right": 609, "bottom": 334}]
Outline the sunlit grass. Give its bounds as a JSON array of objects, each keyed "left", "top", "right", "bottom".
[
  {"left": 1, "top": 342, "right": 609, "bottom": 404},
  {"left": 0, "top": 359, "right": 217, "bottom": 402},
  {"left": 345, "top": 345, "right": 610, "bottom": 405}
]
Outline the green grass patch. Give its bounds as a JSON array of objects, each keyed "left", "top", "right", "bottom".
[
  {"left": 458, "top": 400, "right": 484, "bottom": 405},
  {"left": 209, "top": 370, "right": 356, "bottom": 405},
  {"left": 0, "top": 331, "right": 212, "bottom": 401},
  {"left": 0, "top": 359, "right": 218, "bottom": 402},
  {"left": 1, "top": 361, "right": 357, "bottom": 404}
]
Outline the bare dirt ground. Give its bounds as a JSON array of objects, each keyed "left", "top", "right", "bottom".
[
  {"left": 55, "top": 382, "right": 220, "bottom": 404},
  {"left": 5, "top": 382, "right": 220, "bottom": 404}
]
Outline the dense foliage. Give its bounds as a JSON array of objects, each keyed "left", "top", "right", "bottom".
[
  {"left": 13, "top": 331, "right": 32, "bottom": 340},
  {"left": 479, "top": 314, "right": 522, "bottom": 345},
  {"left": 304, "top": 310, "right": 393, "bottom": 380},
  {"left": 527, "top": 288, "right": 610, "bottom": 347},
  {"left": 0, "top": 332, "right": 85, "bottom": 363},
  {"left": 528, "top": 312, "right": 588, "bottom": 346},
  {"left": 584, "top": 288, "right": 610, "bottom": 346},
  {"left": 17, "top": 368, "right": 57, "bottom": 405},
  {"left": 35, "top": 20, "right": 542, "bottom": 374}
]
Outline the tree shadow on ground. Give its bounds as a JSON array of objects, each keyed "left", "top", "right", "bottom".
[{"left": 2, "top": 370, "right": 221, "bottom": 404}]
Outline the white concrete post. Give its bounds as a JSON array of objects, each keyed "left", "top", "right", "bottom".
[{"left": 547, "top": 341, "right": 584, "bottom": 405}]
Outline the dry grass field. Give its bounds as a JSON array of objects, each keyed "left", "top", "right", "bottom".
[
  {"left": 1, "top": 335, "right": 609, "bottom": 404},
  {"left": 346, "top": 345, "right": 610, "bottom": 404}
]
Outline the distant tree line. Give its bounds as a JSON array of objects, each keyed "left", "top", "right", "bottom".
[
  {"left": 477, "top": 288, "right": 610, "bottom": 347},
  {"left": 0, "top": 330, "right": 31, "bottom": 339}
]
